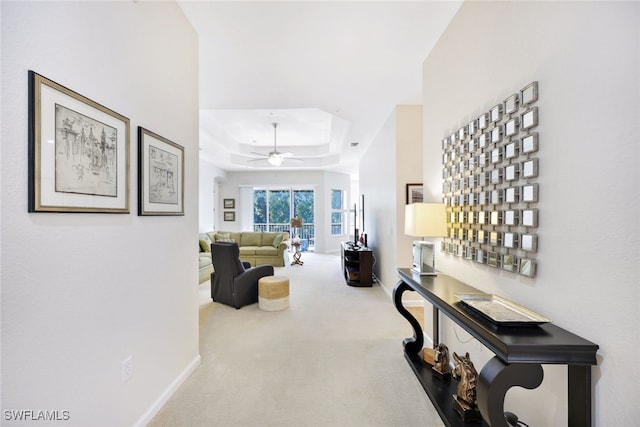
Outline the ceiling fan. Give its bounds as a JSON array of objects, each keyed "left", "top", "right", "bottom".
[{"left": 248, "top": 122, "right": 302, "bottom": 166}]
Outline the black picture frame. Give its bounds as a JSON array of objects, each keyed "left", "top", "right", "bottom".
[{"left": 406, "top": 183, "right": 423, "bottom": 204}]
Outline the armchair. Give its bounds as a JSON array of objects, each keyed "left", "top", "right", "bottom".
[{"left": 210, "top": 242, "right": 274, "bottom": 309}]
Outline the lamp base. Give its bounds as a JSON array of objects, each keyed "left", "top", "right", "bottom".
[
  {"left": 411, "top": 267, "right": 438, "bottom": 276},
  {"left": 412, "top": 241, "right": 438, "bottom": 276}
]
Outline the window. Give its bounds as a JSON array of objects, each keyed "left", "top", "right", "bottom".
[
  {"left": 331, "top": 189, "right": 345, "bottom": 235},
  {"left": 253, "top": 188, "right": 315, "bottom": 248}
]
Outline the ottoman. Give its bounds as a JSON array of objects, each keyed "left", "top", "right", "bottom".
[{"left": 258, "top": 276, "right": 289, "bottom": 311}]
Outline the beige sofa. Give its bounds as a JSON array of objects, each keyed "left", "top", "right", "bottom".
[{"left": 198, "top": 230, "right": 289, "bottom": 283}]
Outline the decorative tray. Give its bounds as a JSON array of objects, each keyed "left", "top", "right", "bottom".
[{"left": 455, "top": 293, "right": 551, "bottom": 326}]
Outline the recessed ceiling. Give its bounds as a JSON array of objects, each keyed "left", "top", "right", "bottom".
[{"left": 178, "top": 1, "right": 462, "bottom": 174}]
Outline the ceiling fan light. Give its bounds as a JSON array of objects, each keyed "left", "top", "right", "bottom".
[{"left": 268, "top": 155, "right": 283, "bottom": 166}]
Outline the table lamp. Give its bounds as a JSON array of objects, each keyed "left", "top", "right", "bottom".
[
  {"left": 404, "top": 203, "right": 447, "bottom": 276},
  {"left": 290, "top": 217, "right": 303, "bottom": 243}
]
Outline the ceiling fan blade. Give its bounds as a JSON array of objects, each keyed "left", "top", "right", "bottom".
[
  {"left": 249, "top": 151, "right": 267, "bottom": 157},
  {"left": 247, "top": 157, "right": 268, "bottom": 163}
]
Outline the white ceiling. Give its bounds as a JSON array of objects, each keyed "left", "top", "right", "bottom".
[{"left": 178, "top": 1, "right": 462, "bottom": 175}]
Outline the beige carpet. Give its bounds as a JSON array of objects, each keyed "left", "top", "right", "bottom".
[{"left": 148, "top": 252, "right": 444, "bottom": 427}]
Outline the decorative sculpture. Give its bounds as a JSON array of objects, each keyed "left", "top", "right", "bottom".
[
  {"left": 432, "top": 343, "right": 451, "bottom": 379},
  {"left": 452, "top": 352, "right": 482, "bottom": 423}
]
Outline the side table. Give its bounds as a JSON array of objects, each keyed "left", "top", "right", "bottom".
[{"left": 291, "top": 242, "right": 303, "bottom": 266}]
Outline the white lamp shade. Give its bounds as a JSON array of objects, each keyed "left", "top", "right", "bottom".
[{"left": 404, "top": 203, "right": 447, "bottom": 237}]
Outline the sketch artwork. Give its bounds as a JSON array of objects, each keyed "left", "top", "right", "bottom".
[
  {"left": 148, "top": 145, "right": 178, "bottom": 205},
  {"left": 55, "top": 104, "right": 117, "bottom": 197}
]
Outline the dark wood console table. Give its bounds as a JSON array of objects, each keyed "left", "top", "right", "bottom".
[{"left": 394, "top": 268, "right": 598, "bottom": 427}]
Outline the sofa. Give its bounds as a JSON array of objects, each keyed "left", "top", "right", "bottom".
[{"left": 198, "top": 230, "right": 290, "bottom": 283}]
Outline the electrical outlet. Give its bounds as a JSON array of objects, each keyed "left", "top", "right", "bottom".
[{"left": 122, "top": 356, "right": 133, "bottom": 383}]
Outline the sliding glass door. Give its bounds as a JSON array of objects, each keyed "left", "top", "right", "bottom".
[{"left": 253, "top": 188, "right": 315, "bottom": 249}]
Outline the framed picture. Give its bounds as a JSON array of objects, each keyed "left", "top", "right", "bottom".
[
  {"left": 406, "top": 183, "right": 423, "bottom": 204},
  {"left": 28, "top": 70, "right": 130, "bottom": 213},
  {"left": 223, "top": 198, "right": 235, "bottom": 209},
  {"left": 224, "top": 211, "right": 235, "bottom": 221},
  {"left": 138, "top": 127, "right": 184, "bottom": 216}
]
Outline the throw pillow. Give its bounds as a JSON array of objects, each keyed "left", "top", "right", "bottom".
[
  {"left": 217, "top": 238, "right": 235, "bottom": 243},
  {"left": 214, "top": 232, "right": 230, "bottom": 242},
  {"left": 199, "top": 233, "right": 213, "bottom": 252},
  {"left": 199, "top": 239, "right": 211, "bottom": 252},
  {"left": 272, "top": 233, "right": 284, "bottom": 248}
]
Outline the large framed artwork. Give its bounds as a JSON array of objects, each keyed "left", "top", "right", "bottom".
[
  {"left": 138, "top": 127, "right": 184, "bottom": 216},
  {"left": 28, "top": 70, "right": 130, "bottom": 213}
]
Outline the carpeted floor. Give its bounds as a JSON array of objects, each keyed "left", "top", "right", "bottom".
[{"left": 148, "top": 252, "right": 444, "bottom": 427}]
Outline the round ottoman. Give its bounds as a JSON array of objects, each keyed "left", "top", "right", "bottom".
[{"left": 258, "top": 276, "right": 289, "bottom": 311}]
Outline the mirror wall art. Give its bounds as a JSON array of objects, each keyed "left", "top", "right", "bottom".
[{"left": 441, "top": 81, "right": 539, "bottom": 277}]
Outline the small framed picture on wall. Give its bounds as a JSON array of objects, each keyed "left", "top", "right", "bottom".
[
  {"left": 406, "top": 183, "right": 423, "bottom": 204},
  {"left": 224, "top": 211, "right": 235, "bottom": 221},
  {"left": 223, "top": 198, "right": 235, "bottom": 209}
]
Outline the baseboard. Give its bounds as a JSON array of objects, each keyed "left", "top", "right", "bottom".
[
  {"left": 134, "top": 354, "right": 201, "bottom": 427},
  {"left": 378, "top": 277, "right": 424, "bottom": 307}
]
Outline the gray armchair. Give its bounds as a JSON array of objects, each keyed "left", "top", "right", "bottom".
[{"left": 210, "top": 242, "right": 274, "bottom": 309}]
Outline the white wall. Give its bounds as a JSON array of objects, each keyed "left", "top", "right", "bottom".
[
  {"left": 422, "top": 2, "right": 640, "bottom": 425},
  {"left": 360, "top": 112, "right": 397, "bottom": 288},
  {"left": 1, "top": 2, "right": 200, "bottom": 426},
  {"left": 360, "top": 105, "right": 423, "bottom": 294},
  {"left": 216, "top": 170, "right": 351, "bottom": 254},
  {"left": 199, "top": 158, "right": 226, "bottom": 232},
  {"left": 395, "top": 105, "right": 424, "bottom": 273}
]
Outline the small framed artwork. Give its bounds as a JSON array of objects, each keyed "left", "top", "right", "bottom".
[
  {"left": 223, "top": 198, "right": 235, "bottom": 209},
  {"left": 406, "top": 183, "right": 423, "bottom": 204},
  {"left": 138, "top": 127, "right": 184, "bottom": 216},
  {"left": 28, "top": 70, "right": 130, "bottom": 213},
  {"left": 224, "top": 211, "right": 235, "bottom": 221}
]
